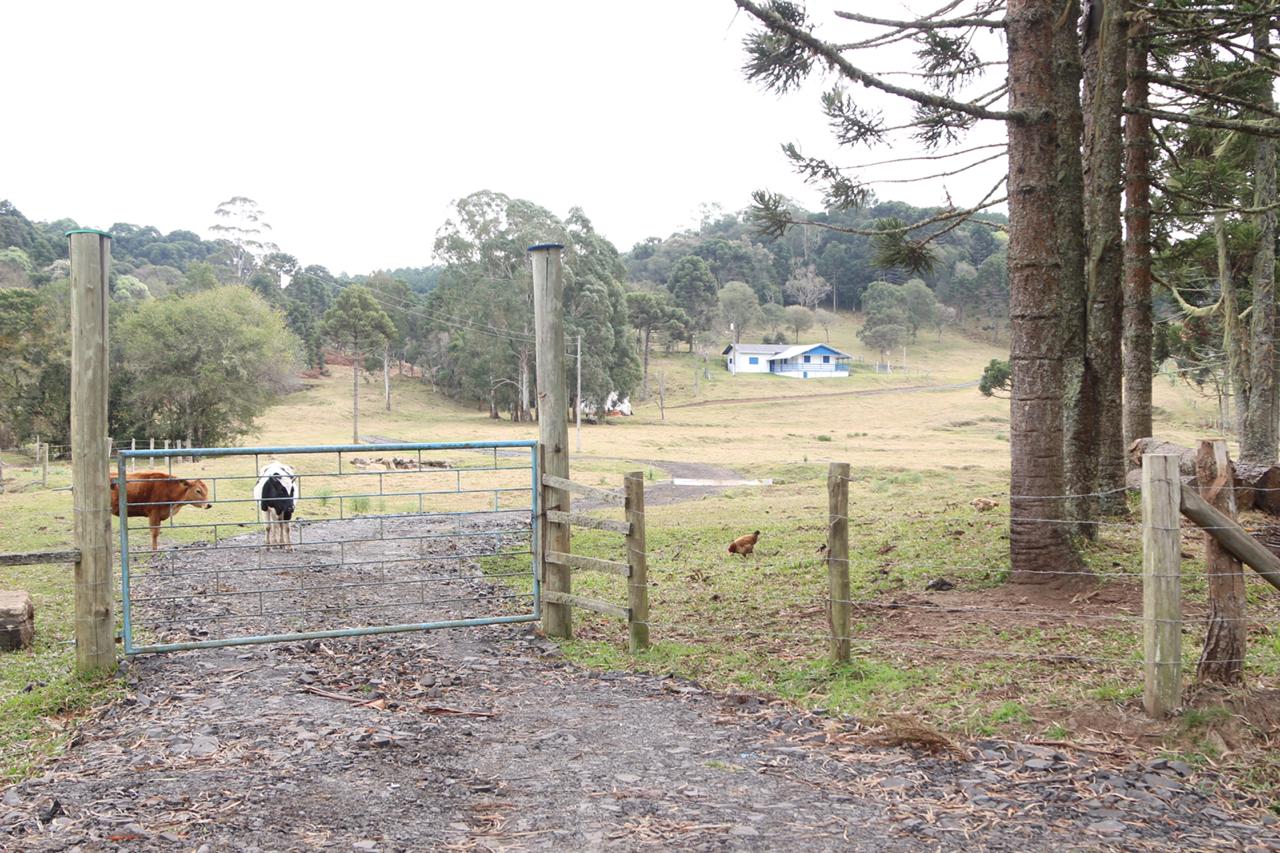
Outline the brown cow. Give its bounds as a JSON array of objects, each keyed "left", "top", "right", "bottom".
[{"left": 110, "top": 472, "right": 212, "bottom": 551}]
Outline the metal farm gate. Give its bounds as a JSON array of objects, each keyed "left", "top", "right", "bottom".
[{"left": 116, "top": 441, "right": 539, "bottom": 654}]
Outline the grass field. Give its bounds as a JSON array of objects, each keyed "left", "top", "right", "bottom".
[{"left": 2, "top": 310, "right": 1277, "bottom": 803}]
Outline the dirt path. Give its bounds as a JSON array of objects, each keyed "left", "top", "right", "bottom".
[
  {"left": 575, "top": 457, "right": 749, "bottom": 508},
  {"left": 2, "top": 622, "right": 1276, "bottom": 851},
  {"left": 1, "top": 503, "right": 1276, "bottom": 849},
  {"left": 666, "top": 380, "right": 978, "bottom": 411}
]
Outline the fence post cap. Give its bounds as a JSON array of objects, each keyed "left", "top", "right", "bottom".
[{"left": 64, "top": 228, "right": 113, "bottom": 239}]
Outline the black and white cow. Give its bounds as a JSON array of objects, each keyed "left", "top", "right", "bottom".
[{"left": 253, "top": 461, "right": 297, "bottom": 550}]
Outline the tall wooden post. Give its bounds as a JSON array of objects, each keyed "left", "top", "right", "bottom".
[
  {"left": 625, "top": 471, "right": 649, "bottom": 653},
  {"left": 68, "top": 229, "right": 115, "bottom": 674},
  {"left": 531, "top": 243, "right": 571, "bottom": 638},
  {"left": 39, "top": 439, "right": 48, "bottom": 488},
  {"left": 1196, "top": 439, "right": 1245, "bottom": 685},
  {"left": 828, "top": 462, "right": 851, "bottom": 663},
  {"left": 1142, "top": 453, "right": 1182, "bottom": 717}
]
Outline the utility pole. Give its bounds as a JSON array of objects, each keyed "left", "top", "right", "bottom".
[{"left": 576, "top": 334, "right": 582, "bottom": 453}]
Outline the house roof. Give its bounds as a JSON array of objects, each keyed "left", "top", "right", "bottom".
[
  {"left": 768, "top": 343, "right": 853, "bottom": 361},
  {"left": 723, "top": 344, "right": 791, "bottom": 356}
]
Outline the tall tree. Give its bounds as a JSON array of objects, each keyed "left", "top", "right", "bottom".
[
  {"left": 1122, "top": 12, "right": 1154, "bottom": 451},
  {"left": 784, "top": 304, "right": 814, "bottom": 342},
  {"left": 115, "top": 287, "right": 301, "bottom": 446},
  {"left": 321, "top": 286, "right": 396, "bottom": 443},
  {"left": 208, "top": 196, "right": 277, "bottom": 282},
  {"left": 718, "top": 281, "right": 762, "bottom": 343},
  {"left": 667, "top": 255, "right": 719, "bottom": 350},
  {"left": 1005, "top": 0, "right": 1083, "bottom": 581},
  {"left": 782, "top": 264, "right": 831, "bottom": 308},
  {"left": 1080, "top": 0, "right": 1129, "bottom": 515},
  {"left": 627, "top": 290, "right": 682, "bottom": 398},
  {"left": 1241, "top": 13, "right": 1278, "bottom": 464},
  {"left": 733, "top": 0, "right": 1086, "bottom": 583}
]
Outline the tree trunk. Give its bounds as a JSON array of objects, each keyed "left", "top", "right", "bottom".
[
  {"left": 351, "top": 356, "right": 360, "bottom": 444},
  {"left": 1217, "top": 213, "right": 1250, "bottom": 440},
  {"left": 641, "top": 327, "right": 651, "bottom": 399},
  {"left": 1007, "top": 0, "right": 1083, "bottom": 584},
  {"left": 1122, "top": 15, "right": 1154, "bottom": 453},
  {"left": 1056, "top": 0, "right": 1092, "bottom": 532},
  {"left": 1081, "top": 0, "right": 1128, "bottom": 516},
  {"left": 519, "top": 349, "right": 532, "bottom": 423},
  {"left": 1242, "top": 17, "right": 1279, "bottom": 465},
  {"left": 383, "top": 344, "right": 391, "bottom": 412},
  {"left": 1195, "top": 441, "right": 1246, "bottom": 685}
]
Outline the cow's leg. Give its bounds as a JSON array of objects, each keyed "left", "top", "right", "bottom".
[
  {"left": 283, "top": 514, "right": 293, "bottom": 552},
  {"left": 149, "top": 519, "right": 160, "bottom": 552},
  {"left": 265, "top": 507, "right": 277, "bottom": 549}
]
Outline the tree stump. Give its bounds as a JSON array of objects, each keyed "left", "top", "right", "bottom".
[{"left": 0, "top": 591, "right": 35, "bottom": 652}]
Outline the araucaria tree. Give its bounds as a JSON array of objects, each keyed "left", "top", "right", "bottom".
[
  {"left": 321, "top": 286, "right": 396, "bottom": 443},
  {"left": 667, "top": 255, "right": 720, "bottom": 350},
  {"left": 735, "top": 0, "right": 1086, "bottom": 582}
]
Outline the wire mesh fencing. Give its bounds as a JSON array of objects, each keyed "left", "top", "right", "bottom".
[{"left": 115, "top": 440, "right": 539, "bottom": 654}]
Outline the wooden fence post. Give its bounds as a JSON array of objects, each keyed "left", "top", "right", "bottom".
[
  {"left": 625, "top": 471, "right": 649, "bottom": 653},
  {"left": 69, "top": 229, "right": 116, "bottom": 674},
  {"left": 1196, "top": 439, "right": 1246, "bottom": 685},
  {"left": 828, "top": 462, "right": 851, "bottom": 663},
  {"left": 1142, "top": 453, "right": 1182, "bottom": 717},
  {"left": 530, "top": 243, "right": 571, "bottom": 639},
  {"left": 149, "top": 437, "right": 155, "bottom": 468},
  {"left": 130, "top": 438, "right": 136, "bottom": 472},
  {"left": 40, "top": 440, "right": 48, "bottom": 488}
]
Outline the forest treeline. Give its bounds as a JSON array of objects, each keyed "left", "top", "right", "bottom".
[{"left": 0, "top": 188, "right": 1006, "bottom": 446}]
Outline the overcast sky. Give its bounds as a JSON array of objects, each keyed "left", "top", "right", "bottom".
[{"left": 5, "top": 1, "right": 1009, "bottom": 275}]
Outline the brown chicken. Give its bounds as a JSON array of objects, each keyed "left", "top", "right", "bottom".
[{"left": 728, "top": 530, "right": 761, "bottom": 556}]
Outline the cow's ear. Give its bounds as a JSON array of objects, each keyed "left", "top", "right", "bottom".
[{"left": 180, "top": 479, "right": 192, "bottom": 486}]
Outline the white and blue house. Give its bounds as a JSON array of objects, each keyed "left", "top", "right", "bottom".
[{"left": 722, "top": 343, "right": 852, "bottom": 379}]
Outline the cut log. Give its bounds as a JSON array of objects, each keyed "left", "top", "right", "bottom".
[
  {"left": 1126, "top": 467, "right": 1194, "bottom": 492},
  {"left": 1236, "top": 463, "right": 1280, "bottom": 516},
  {"left": 1129, "top": 438, "right": 1197, "bottom": 474},
  {"left": 1129, "top": 438, "right": 1280, "bottom": 514},
  {"left": 0, "top": 591, "right": 34, "bottom": 652}
]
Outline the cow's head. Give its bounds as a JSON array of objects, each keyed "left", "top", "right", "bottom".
[{"left": 181, "top": 479, "right": 213, "bottom": 509}]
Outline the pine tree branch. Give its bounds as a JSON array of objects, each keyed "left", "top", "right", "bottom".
[
  {"left": 833, "top": 9, "right": 1005, "bottom": 30},
  {"left": 735, "top": 0, "right": 1016, "bottom": 122},
  {"left": 861, "top": 149, "right": 1007, "bottom": 184},
  {"left": 1156, "top": 271, "right": 1221, "bottom": 318},
  {"left": 1127, "top": 105, "right": 1280, "bottom": 137},
  {"left": 840, "top": 141, "right": 1006, "bottom": 169},
  {"left": 1144, "top": 72, "right": 1280, "bottom": 122}
]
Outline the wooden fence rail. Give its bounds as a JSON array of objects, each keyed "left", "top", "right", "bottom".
[
  {"left": 1142, "top": 443, "right": 1280, "bottom": 718},
  {"left": 537, "top": 465, "right": 649, "bottom": 651}
]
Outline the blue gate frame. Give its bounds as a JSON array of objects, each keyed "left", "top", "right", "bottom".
[{"left": 117, "top": 440, "right": 541, "bottom": 654}]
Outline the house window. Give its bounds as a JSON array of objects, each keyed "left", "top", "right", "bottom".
[
  {"left": 748, "top": 356, "right": 759, "bottom": 365},
  {"left": 803, "top": 355, "right": 811, "bottom": 363},
  {"left": 823, "top": 355, "right": 830, "bottom": 364}
]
